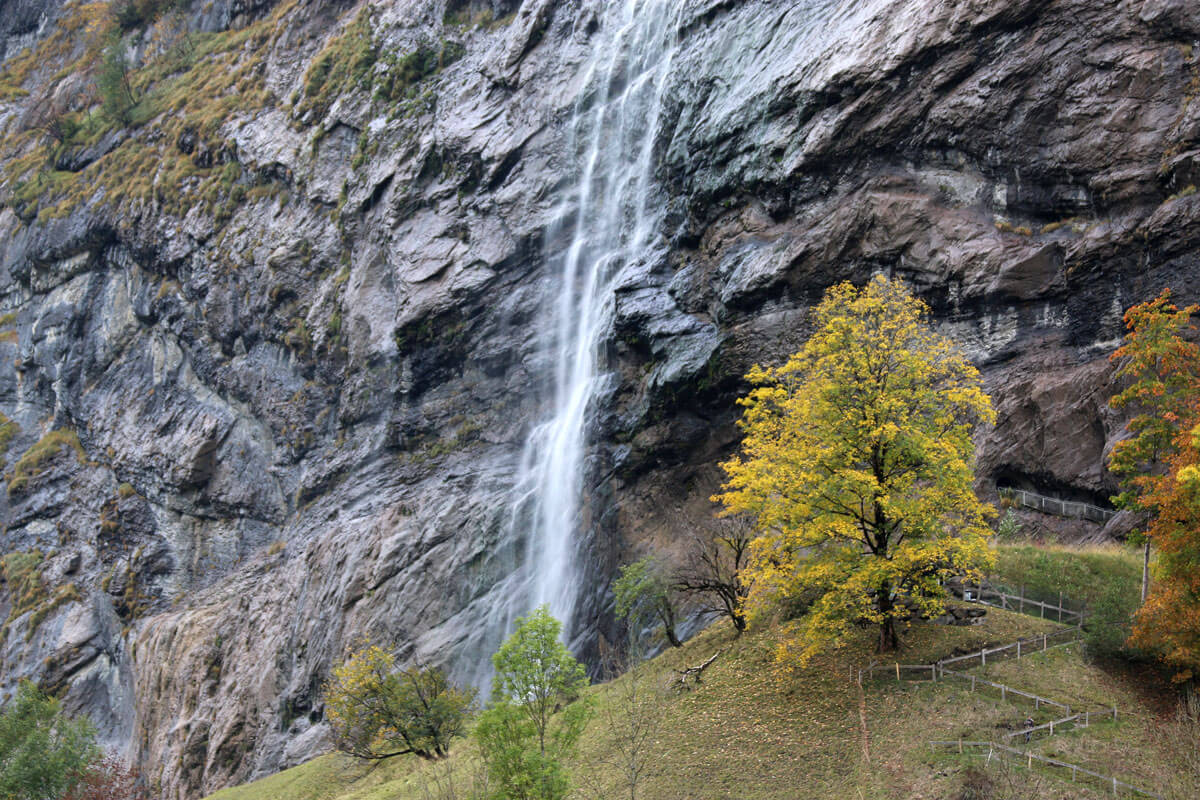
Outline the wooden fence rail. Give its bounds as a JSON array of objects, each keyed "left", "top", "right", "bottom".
[
  {"left": 937, "top": 625, "right": 1083, "bottom": 669},
  {"left": 965, "top": 581, "right": 1084, "bottom": 624},
  {"left": 859, "top": 663, "right": 938, "bottom": 683},
  {"left": 1004, "top": 707, "right": 1119, "bottom": 743},
  {"left": 938, "top": 667, "right": 1072, "bottom": 712},
  {"left": 858, "top": 628, "right": 1084, "bottom": 689},
  {"left": 928, "top": 740, "right": 1162, "bottom": 799}
]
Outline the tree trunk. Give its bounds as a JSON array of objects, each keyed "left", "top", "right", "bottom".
[
  {"left": 878, "top": 617, "right": 899, "bottom": 652},
  {"left": 659, "top": 603, "right": 683, "bottom": 648},
  {"left": 876, "top": 586, "right": 900, "bottom": 652},
  {"left": 1142, "top": 539, "right": 1150, "bottom": 604}
]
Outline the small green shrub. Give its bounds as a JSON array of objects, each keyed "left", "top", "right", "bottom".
[
  {"left": 995, "top": 509, "right": 1022, "bottom": 540},
  {"left": 97, "top": 37, "right": 136, "bottom": 124}
]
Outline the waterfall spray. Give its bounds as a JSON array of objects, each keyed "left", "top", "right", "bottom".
[{"left": 509, "top": 0, "right": 684, "bottom": 646}]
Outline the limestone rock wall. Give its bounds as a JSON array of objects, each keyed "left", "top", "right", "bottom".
[{"left": 0, "top": 0, "right": 1195, "bottom": 796}]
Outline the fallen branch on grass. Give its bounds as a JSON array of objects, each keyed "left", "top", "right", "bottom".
[{"left": 675, "top": 650, "right": 721, "bottom": 691}]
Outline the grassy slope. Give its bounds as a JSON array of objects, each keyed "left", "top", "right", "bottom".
[{"left": 208, "top": 545, "right": 1192, "bottom": 800}]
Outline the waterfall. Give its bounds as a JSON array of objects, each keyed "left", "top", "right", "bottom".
[{"left": 510, "top": 0, "right": 684, "bottom": 646}]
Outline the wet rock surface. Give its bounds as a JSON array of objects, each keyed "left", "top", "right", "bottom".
[{"left": 0, "top": 0, "right": 1196, "bottom": 796}]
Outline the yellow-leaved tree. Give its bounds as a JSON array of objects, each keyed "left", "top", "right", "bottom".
[
  {"left": 323, "top": 644, "right": 476, "bottom": 761},
  {"left": 714, "top": 275, "right": 995, "bottom": 662}
]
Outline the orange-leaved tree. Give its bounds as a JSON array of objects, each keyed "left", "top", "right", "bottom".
[
  {"left": 1108, "top": 289, "right": 1200, "bottom": 681},
  {"left": 714, "top": 275, "right": 995, "bottom": 662}
]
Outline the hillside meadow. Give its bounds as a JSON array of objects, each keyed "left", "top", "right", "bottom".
[{"left": 207, "top": 545, "right": 1194, "bottom": 800}]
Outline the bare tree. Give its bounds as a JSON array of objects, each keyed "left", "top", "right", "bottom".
[
  {"left": 1162, "top": 693, "right": 1200, "bottom": 800},
  {"left": 25, "top": 92, "right": 73, "bottom": 146},
  {"left": 577, "top": 648, "right": 668, "bottom": 800},
  {"left": 415, "top": 757, "right": 491, "bottom": 800},
  {"left": 673, "top": 517, "right": 752, "bottom": 634}
]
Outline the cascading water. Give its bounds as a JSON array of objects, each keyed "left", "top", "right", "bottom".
[
  {"left": 458, "top": 1, "right": 891, "bottom": 691},
  {"left": 506, "top": 0, "right": 685, "bottom": 651}
]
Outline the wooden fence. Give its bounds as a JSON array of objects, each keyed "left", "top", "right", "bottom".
[
  {"left": 928, "top": 740, "right": 1161, "bottom": 799},
  {"left": 859, "top": 580, "right": 1158, "bottom": 796},
  {"left": 937, "top": 667, "right": 1072, "bottom": 713},
  {"left": 1003, "top": 707, "right": 1119, "bottom": 743},
  {"left": 858, "top": 627, "right": 1083, "bottom": 687},
  {"left": 999, "top": 487, "right": 1117, "bottom": 524},
  {"left": 936, "top": 625, "right": 1083, "bottom": 669},
  {"left": 963, "top": 581, "right": 1084, "bottom": 625}
]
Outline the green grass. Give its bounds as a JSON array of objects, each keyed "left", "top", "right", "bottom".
[
  {"left": 203, "top": 592, "right": 1193, "bottom": 800},
  {"left": 991, "top": 543, "right": 1142, "bottom": 655}
]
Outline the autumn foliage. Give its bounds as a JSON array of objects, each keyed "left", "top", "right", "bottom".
[
  {"left": 67, "top": 755, "right": 149, "bottom": 800},
  {"left": 1108, "top": 289, "right": 1200, "bottom": 681},
  {"left": 715, "top": 276, "right": 995, "bottom": 662},
  {"left": 323, "top": 645, "right": 476, "bottom": 761}
]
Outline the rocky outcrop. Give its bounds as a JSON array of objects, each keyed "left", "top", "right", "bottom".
[{"left": 0, "top": 0, "right": 1196, "bottom": 796}]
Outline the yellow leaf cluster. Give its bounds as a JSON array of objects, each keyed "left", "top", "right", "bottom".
[{"left": 713, "top": 275, "right": 995, "bottom": 664}]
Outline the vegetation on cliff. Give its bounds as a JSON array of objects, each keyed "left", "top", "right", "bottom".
[{"left": 0, "top": 0, "right": 461, "bottom": 231}]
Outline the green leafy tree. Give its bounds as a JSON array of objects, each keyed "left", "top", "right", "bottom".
[
  {"left": 97, "top": 37, "right": 136, "bottom": 124},
  {"left": 714, "top": 276, "right": 996, "bottom": 662},
  {"left": 476, "top": 606, "right": 591, "bottom": 800},
  {"left": 0, "top": 681, "right": 97, "bottom": 800},
  {"left": 612, "top": 556, "right": 681, "bottom": 648},
  {"left": 323, "top": 645, "right": 475, "bottom": 761}
]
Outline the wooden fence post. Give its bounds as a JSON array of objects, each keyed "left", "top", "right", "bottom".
[{"left": 1058, "top": 591, "right": 1064, "bottom": 622}]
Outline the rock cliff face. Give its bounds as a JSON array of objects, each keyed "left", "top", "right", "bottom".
[{"left": 0, "top": 0, "right": 1196, "bottom": 795}]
